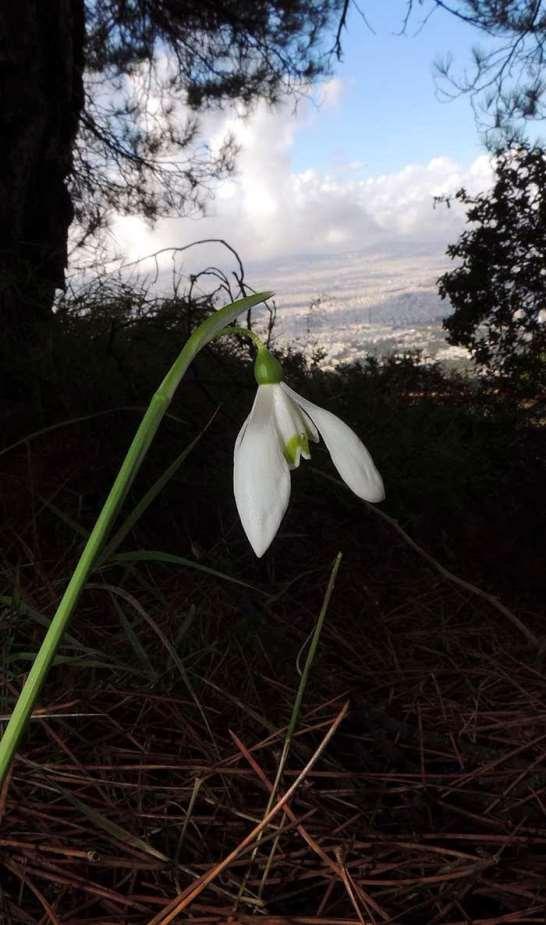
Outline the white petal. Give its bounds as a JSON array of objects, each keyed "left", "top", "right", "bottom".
[
  {"left": 271, "top": 385, "right": 318, "bottom": 469},
  {"left": 273, "top": 386, "right": 319, "bottom": 444},
  {"left": 281, "top": 383, "right": 385, "bottom": 503},
  {"left": 234, "top": 386, "right": 291, "bottom": 557}
]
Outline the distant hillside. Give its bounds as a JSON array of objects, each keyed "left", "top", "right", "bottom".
[
  {"left": 247, "top": 246, "right": 466, "bottom": 367},
  {"left": 145, "top": 243, "right": 463, "bottom": 368}
]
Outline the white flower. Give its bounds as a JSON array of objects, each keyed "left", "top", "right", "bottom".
[{"left": 234, "top": 381, "right": 385, "bottom": 557}]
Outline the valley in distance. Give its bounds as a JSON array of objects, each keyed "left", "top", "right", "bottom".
[{"left": 247, "top": 243, "right": 468, "bottom": 371}]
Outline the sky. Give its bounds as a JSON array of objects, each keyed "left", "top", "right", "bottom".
[
  {"left": 109, "top": 1, "right": 498, "bottom": 280},
  {"left": 289, "top": 2, "right": 485, "bottom": 175}
]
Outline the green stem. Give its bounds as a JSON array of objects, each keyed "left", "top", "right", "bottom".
[
  {"left": 225, "top": 326, "right": 266, "bottom": 351},
  {"left": 0, "top": 291, "right": 272, "bottom": 784}
]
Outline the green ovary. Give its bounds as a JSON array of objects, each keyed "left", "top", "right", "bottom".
[
  {"left": 254, "top": 346, "right": 283, "bottom": 385},
  {"left": 283, "top": 432, "right": 310, "bottom": 466}
]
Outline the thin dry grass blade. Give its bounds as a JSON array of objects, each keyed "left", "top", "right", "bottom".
[{"left": 147, "top": 700, "right": 350, "bottom": 925}]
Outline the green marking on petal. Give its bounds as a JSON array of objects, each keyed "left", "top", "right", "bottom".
[{"left": 283, "top": 432, "right": 310, "bottom": 466}]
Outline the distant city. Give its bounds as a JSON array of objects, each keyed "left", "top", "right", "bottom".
[
  {"left": 116, "top": 241, "right": 470, "bottom": 371},
  {"left": 247, "top": 245, "right": 469, "bottom": 370}
]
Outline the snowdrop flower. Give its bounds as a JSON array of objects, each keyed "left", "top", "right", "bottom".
[{"left": 234, "top": 346, "right": 385, "bottom": 557}]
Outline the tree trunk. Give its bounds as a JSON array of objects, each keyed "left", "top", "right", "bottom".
[{"left": 0, "top": 1, "right": 84, "bottom": 387}]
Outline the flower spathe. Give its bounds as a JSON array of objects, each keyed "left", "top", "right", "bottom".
[{"left": 234, "top": 378, "right": 385, "bottom": 557}]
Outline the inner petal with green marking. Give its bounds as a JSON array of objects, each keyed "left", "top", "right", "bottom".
[
  {"left": 271, "top": 383, "right": 318, "bottom": 471},
  {"left": 283, "top": 431, "right": 311, "bottom": 467}
]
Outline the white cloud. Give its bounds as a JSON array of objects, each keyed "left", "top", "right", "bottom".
[{"left": 109, "top": 88, "right": 494, "bottom": 277}]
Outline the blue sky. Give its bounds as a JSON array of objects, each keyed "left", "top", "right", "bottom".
[{"left": 293, "top": 2, "right": 486, "bottom": 175}]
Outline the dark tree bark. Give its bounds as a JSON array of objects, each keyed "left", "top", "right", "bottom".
[{"left": 0, "top": 1, "right": 84, "bottom": 355}]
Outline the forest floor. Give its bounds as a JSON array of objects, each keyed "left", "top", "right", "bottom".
[{"left": 1, "top": 321, "right": 545, "bottom": 924}]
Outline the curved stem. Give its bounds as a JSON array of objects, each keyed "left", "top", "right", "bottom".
[
  {"left": 224, "top": 325, "right": 266, "bottom": 351},
  {"left": 0, "top": 291, "right": 272, "bottom": 784}
]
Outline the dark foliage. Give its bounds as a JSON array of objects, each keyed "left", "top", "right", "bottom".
[
  {"left": 438, "top": 143, "right": 546, "bottom": 393},
  {"left": 4, "top": 284, "right": 542, "bottom": 601}
]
